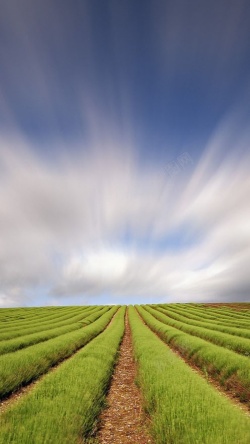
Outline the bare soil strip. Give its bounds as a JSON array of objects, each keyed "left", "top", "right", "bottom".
[
  {"left": 97, "top": 311, "right": 152, "bottom": 444},
  {"left": 137, "top": 309, "right": 250, "bottom": 416}
]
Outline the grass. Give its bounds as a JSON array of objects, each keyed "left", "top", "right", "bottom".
[
  {"left": 0, "top": 306, "right": 83, "bottom": 331},
  {"left": 160, "top": 304, "right": 250, "bottom": 336},
  {"left": 173, "top": 304, "right": 250, "bottom": 328},
  {"left": 0, "top": 303, "right": 249, "bottom": 444},
  {"left": 129, "top": 306, "right": 250, "bottom": 444},
  {"left": 137, "top": 305, "right": 250, "bottom": 404},
  {"left": 0, "top": 306, "right": 118, "bottom": 399},
  {"left": 0, "top": 306, "right": 99, "bottom": 339},
  {"left": 0, "top": 307, "right": 125, "bottom": 444},
  {"left": 154, "top": 305, "right": 250, "bottom": 339},
  {"left": 197, "top": 304, "right": 250, "bottom": 319},
  {"left": 144, "top": 305, "right": 250, "bottom": 356},
  {"left": 0, "top": 306, "right": 110, "bottom": 355}
]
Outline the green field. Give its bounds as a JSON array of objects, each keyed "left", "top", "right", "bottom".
[{"left": 0, "top": 303, "right": 249, "bottom": 443}]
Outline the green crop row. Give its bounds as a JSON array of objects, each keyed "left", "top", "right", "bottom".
[
  {"left": 164, "top": 304, "right": 249, "bottom": 328},
  {"left": 0, "top": 306, "right": 100, "bottom": 341},
  {"left": 0, "top": 306, "right": 70, "bottom": 322},
  {"left": 0, "top": 307, "right": 125, "bottom": 444},
  {"left": 137, "top": 306, "right": 250, "bottom": 404},
  {"left": 0, "top": 305, "right": 83, "bottom": 328},
  {"left": 145, "top": 305, "right": 250, "bottom": 357},
  {"left": 0, "top": 306, "right": 118, "bottom": 399},
  {"left": 0, "top": 306, "right": 110, "bottom": 355},
  {"left": 154, "top": 305, "right": 250, "bottom": 339},
  {"left": 197, "top": 304, "right": 250, "bottom": 319},
  {"left": 0, "top": 306, "right": 92, "bottom": 334},
  {"left": 160, "top": 304, "right": 250, "bottom": 333},
  {"left": 129, "top": 306, "right": 250, "bottom": 444},
  {"left": 185, "top": 304, "right": 250, "bottom": 324}
]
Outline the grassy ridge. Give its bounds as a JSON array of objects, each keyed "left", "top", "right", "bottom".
[
  {"left": 161, "top": 305, "right": 250, "bottom": 335},
  {"left": 0, "top": 306, "right": 101, "bottom": 342},
  {"left": 197, "top": 304, "right": 250, "bottom": 319},
  {"left": 129, "top": 306, "right": 250, "bottom": 444},
  {"left": 0, "top": 306, "right": 110, "bottom": 355},
  {"left": 0, "top": 306, "right": 97, "bottom": 338},
  {"left": 0, "top": 307, "right": 125, "bottom": 444},
  {"left": 145, "top": 305, "right": 250, "bottom": 356},
  {"left": 137, "top": 305, "right": 250, "bottom": 404},
  {"left": 0, "top": 306, "right": 83, "bottom": 330},
  {"left": 0, "top": 306, "right": 71, "bottom": 322},
  {"left": 154, "top": 305, "right": 250, "bottom": 339},
  {"left": 0, "top": 303, "right": 249, "bottom": 444},
  {"left": 179, "top": 304, "right": 249, "bottom": 327},
  {"left": 0, "top": 306, "right": 118, "bottom": 399}
]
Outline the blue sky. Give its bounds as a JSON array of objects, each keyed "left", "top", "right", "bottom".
[{"left": 0, "top": 0, "right": 250, "bottom": 307}]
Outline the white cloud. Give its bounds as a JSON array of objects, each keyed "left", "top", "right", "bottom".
[{"left": 0, "top": 112, "right": 250, "bottom": 306}]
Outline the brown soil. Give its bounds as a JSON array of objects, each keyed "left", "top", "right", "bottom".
[{"left": 97, "top": 312, "right": 153, "bottom": 444}]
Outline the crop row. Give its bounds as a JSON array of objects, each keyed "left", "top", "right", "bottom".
[
  {"left": 180, "top": 304, "right": 249, "bottom": 323},
  {"left": 137, "top": 305, "right": 250, "bottom": 404},
  {"left": 0, "top": 306, "right": 111, "bottom": 355},
  {"left": 154, "top": 305, "right": 250, "bottom": 340},
  {"left": 0, "top": 306, "right": 101, "bottom": 341},
  {"left": 0, "top": 305, "right": 81, "bottom": 326},
  {"left": 129, "top": 306, "right": 250, "bottom": 444},
  {"left": 0, "top": 304, "right": 249, "bottom": 444},
  {"left": 163, "top": 304, "right": 250, "bottom": 328},
  {"left": 0, "top": 306, "right": 71, "bottom": 322},
  {"left": 0, "top": 306, "right": 118, "bottom": 399},
  {"left": 160, "top": 304, "right": 250, "bottom": 333},
  {"left": 0, "top": 307, "right": 125, "bottom": 444},
  {"left": 196, "top": 304, "right": 250, "bottom": 319},
  {"left": 0, "top": 306, "right": 92, "bottom": 334},
  {"left": 144, "top": 305, "right": 250, "bottom": 356}
]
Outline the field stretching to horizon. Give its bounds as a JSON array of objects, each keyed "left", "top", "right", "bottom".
[{"left": 0, "top": 303, "right": 249, "bottom": 443}]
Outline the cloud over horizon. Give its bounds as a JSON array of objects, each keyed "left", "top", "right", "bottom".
[
  {"left": 0, "top": 111, "right": 249, "bottom": 307},
  {"left": 0, "top": 1, "right": 250, "bottom": 307}
]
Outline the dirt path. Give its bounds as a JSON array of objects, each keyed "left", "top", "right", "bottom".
[{"left": 97, "top": 311, "right": 153, "bottom": 444}]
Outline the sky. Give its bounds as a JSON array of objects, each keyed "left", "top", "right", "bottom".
[{"left": 0, "top": 0, "right": 250, "bottom": 307}]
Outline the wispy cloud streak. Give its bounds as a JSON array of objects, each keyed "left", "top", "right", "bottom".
[
  {"left": 0, "top": 111, "right": 249, "bottom": 306},
  {"left": 0, "top": 1, "right": 250, "bottom": 306}
]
